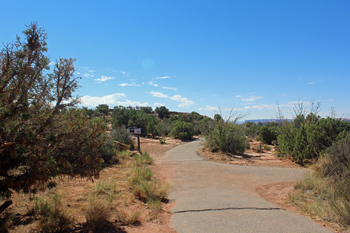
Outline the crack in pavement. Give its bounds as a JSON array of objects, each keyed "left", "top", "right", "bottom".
[{"left": 173, "top": 207, "right": 283, "bottom": 214}]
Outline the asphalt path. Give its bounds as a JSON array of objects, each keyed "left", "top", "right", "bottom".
[{"left": 157, "top": 139, "right": 332, "bottom": 233}]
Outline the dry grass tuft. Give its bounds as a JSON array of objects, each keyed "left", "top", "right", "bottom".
[
  {"left": 34, "top": 193, "right": 73, "bottom": 232},
  {"left": 115, "top": 210, "right": 140, "bottom": 225},
  {"left": 84, "top": 199, "right": 111, "bottom": 232}
]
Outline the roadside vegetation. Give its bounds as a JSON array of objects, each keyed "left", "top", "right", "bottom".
[{"left": 0, "top": 23, "right": 171, "bottom": 232}]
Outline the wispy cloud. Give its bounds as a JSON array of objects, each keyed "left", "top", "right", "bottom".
[
  {"left": 240, "top": 95, "right": 264, "bottom": 102},
  {"left": 119, "top": 82, "right": 141, "bottom": 87},
  {"left": 121, "top": 71, "right": 131, "bottom": 76},
  {"left": 81, "top": 93, "right": 148, "bottom": 108},
  {"left": 204, "top": 105, "right": 219, "bottom": 111},
  {"left": 198, "top": 107, "right": 203, "bottom": 111},
  {"left": 150, "top": 91, "right": 168, "bottom": 98},
  {"left": 148, "top": 81, "right": 159, "bottom": 87},
  {"left": 279, "top": 94, "right": 287, "bottom": 97},
  {"left": 94, "top": 76, "right": 114, "bottom": 83},
  {"left": 88, "top": 70, "right": 96, "bottom": 73},
  {"left": 84, "top": 73, "right": 94, "bottom": 78},
  {"left": 153, "top": 103, "right": 165, "bottom": 107},
  {"left": 236, "top": 95, "right": 244, "bottom": 98},
  {"left": 153, "top": 76, "right": 170, "bottom": 80},
  {"left": 162, "top": 87, "right": 177, "bottom": 91},
  {"left": 170, "top": 95, "right": 194, "bottom": 108}
]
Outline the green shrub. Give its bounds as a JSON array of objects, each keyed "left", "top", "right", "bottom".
[
  {"left": 244, "top": 122, "right": 260, "bottom": 139},
  {"left": 264, "top": 144, "right": 271, "bottom": 151},
  {"left": 109, "top": 127, "right": 134, "bottom": 149},
  {"left": 205, "top": 119, "right": 247, "bottom": 154},
  {"left": 159, "top": 138, "right": 166, "bottom": 144},
  {"left": 159, "top": 121, "right": 173, "bottom": 136},
  {"left": 198, "top": 118, "right": 213, "bottom": 136},
  {"left": 155, "top": 106, "right": 169, "bottom": 119},
  {"left": 169, "top": 121, "right": 194, "bottom": 140},
  {"left": 259, "top": 125, "right": 277, "bottom": 145}
]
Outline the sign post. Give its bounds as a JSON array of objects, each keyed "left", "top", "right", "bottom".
[{"left": 134, "top": 128, "right": 141, "bottom": 152}]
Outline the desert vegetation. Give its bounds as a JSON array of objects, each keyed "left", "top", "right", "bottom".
[{"left": 0, "top": 23, "right": 172, "bottom": 232}]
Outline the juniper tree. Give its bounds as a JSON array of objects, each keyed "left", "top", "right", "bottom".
[{"left": 0, "top": 23, "right": 105, "bottom": 204}]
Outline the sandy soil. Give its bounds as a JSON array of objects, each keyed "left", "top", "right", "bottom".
[{"left": 0, "top": 136, "right": 182, "bottom": 233}]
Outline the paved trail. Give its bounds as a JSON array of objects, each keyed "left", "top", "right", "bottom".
[{"left": 157, "top": 139, "right": 332, "bottom": 233}]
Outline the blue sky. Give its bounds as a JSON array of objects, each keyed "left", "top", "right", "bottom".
[{"left": 1, "top": 0, "right": 349, "bottom": 120}]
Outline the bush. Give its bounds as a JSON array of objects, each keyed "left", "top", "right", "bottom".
[
  {"left": 264, "top": 144, "right": 271, "bottom": 151},
  {"left": 259, "top": 125, "right": 277, "bottom": 145},
  {"left": 84, "top": 199, "right": 111, "bottom": 232},
  {"left": 35, "top": 193, "right": 73, "bottom": 232},
  {"left": 109, "top": 127, "right": 134, "bottom": 149},
  {"left": 0, "top": 23, "right": 104, "bottom": 198},
  {"left": 252, "top": 144, "right": 264, "bottom": 153},
  {"left": 159, "top": 138, "right": 166, "bottom": 144},
  {"left": 314, "top": 134, "right": 350, "bottom": 179},
  {"left": 291, "top": 135, "right": 350, "bottom": 229},
  {"left": 244, "top": 122, "right": 260, "bottom": 139},
  {"left": 170, "top": 121, "right": 194, "bottom": 140},
  {"left": 96, "top": 104, "right": 109, "bottom": 115},
  {"left": 198, "top": 118, "right": 212, "bottom": 136},
  {"left": 155, "top": 106, "right": 169, "bottom": 119},
  {"left": 205, "top": 119, "right": 247, "bottom": 154},
  {"left": 159, "top": 121, "right": 173, "bottom": 136}
]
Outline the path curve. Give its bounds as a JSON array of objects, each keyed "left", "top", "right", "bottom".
[{"left": 157, "top": 139, "right": 332, "bottom": 233}]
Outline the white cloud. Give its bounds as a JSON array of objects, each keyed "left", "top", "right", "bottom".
[
  {"left": 241, "top": 95, "right": 264, "bottom": 102},
  {"left": 88, "top": 70, "right": 96, "bottom": 73},
  {"left": 204, "top": 105, "right": 218, "bottom": 111},
  {"left": 49, "top": 62, "right": 56, "bottom": 66},
  {"left": 162, "top": 87, "right": 177, "bottom": 91},
  {"left": 150, "top": 91, "right": 168, "bottom": 98},
  {"left": 84, "top": 73, "right": 94, "bottom": 78},
  {"left": 170, "top": 95, "right": 187, "bottom": 102},
  {"left": 148, "top": 81, "right": 159, "bottom": 87},
  {"left": 170, "top": 95, "right": 194, "bottom": 108},
  {"left": 153, "top": 103, "right": 165, "bottom": 107},
  {"left": 198, "top": 107, "right": 203, "bottom": 111},
  {"left": 119, "top": 82, "right": 141, "bottom": 87},
  {"left": 121, "top": 71, "right": 131, "bottom": 75},
  {"left": 80, "top": 93, "right": 148, "bottom": 108},
  {"left": 279, "top": 94, "right": 287, "bottom": 97},
  {"left": 308, "top": 82, "right": 314, "bottom": 85},
  {"left": 153, "top": 76, "right": 170, "bottom": 80},
  {"left": 76, "top": 72, "right": 80, "bottom": 74},
  {"left": 178, "top": 101, "right": 194, "bottom": 108},
  {"left": 236, "top": 95, "right": 244, "bottom": 98},
  {"left": 94, "top": 76, "right": 114, "bottom": 83}
]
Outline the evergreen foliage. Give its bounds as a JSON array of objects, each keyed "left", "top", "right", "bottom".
[
  {"left": 169, "top": 121, "right": 194, "bottom": 140},
  {"left": 0, "top": 23, "right": 105, "bottom": 197}
]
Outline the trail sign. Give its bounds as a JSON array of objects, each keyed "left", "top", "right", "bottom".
[{"left": 134, "top": 128, "right": 141, "bottom": 134}]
